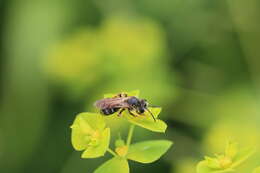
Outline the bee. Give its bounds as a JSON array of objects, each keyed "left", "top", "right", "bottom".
[{"left": 94, "top": 93, "right": 156, "bottom": 121}]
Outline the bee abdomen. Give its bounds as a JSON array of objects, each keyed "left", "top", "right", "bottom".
[{"left": 101, "top": 108, "right": 119, "bottom": 115}]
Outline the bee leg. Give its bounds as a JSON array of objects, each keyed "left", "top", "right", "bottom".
[
  {"left": 115, "top": 93, "right": 128, "bottom": 98},
  {"left": 148, "top": 105, "right": 160, "bottom": 108},
  {"left": 128, "top": 109, "right": 138, "bottom": 117},
  {"left": 117, "top": 108, "right": 125, "bottom": 117}
]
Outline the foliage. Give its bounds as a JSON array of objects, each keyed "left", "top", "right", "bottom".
[{"left": 70, "top": 91, "right": 173, "bottom": 172}]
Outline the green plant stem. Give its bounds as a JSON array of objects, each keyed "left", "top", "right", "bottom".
[
  {"left": 107, "top": 148, "right": 117, "bottom": 156},
  {"left": 127, "top": 124, "right": 135, "bottom": 147}
]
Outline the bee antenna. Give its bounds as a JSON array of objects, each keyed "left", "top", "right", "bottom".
[
  {"left": 145, "top": 108, "right": 156, "bottom": 122},
  {"left": 148, "top": 105, "right": 160, "bottom": 108}
]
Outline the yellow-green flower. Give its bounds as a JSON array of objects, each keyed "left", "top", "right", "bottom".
[
  {"left": 100, "top": 16, "right": 166, "bottom": 67},
  {"left": 197, "top": 141, "right": 255, "bottom": 173},
  {"left": 103, "top": 90, "right": 167, "bottom": 133},
  {"left": 70, "top": 112, "right": 110, "bottom": 158}
]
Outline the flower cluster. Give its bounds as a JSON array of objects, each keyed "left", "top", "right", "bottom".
[
  {"left": 197, "top": 141, "right": 255, "bottom": 173},
  {"left": 70, "top": 113, "right": 110, "bottom": 158}
]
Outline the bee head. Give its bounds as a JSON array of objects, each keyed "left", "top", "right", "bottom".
[
  {"left": 140, "top": 99, "right": 148, "bottom": 108},
  {"left": 127, "top": 97, "right": 156, "bottom": 121},
  {"left": 138, "top": 99, "right": 148, "bottom": 114},
  {"left": 127, "top": 97, "right": 148, "bottom": 114}
]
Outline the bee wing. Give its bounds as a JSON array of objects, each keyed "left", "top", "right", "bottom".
[{"left": 94, "top": 97, "right": 129, "bottom": 109}]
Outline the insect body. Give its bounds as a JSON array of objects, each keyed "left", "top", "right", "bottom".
[{"left": 94, "top": 93, "right": 156, "bottom": 121}]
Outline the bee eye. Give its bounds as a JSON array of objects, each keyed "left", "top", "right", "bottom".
[{"left": 140, "top": 99, "right": 147, "bottom": 107}]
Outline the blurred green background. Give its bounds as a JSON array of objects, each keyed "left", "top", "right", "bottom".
[{"left": 0, "top": 0, "right": 260, "bottom": 172}]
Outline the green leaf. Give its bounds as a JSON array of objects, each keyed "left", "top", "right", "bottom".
[
  {"left": 104, "top": 90, "right": 140, "bottom": 98},
  {"left": 124, "top": 107, "right": 166, "bottom": 133},
  {"left": 127, "top": 90, "right": 140, "bottom": 97},
  {"left": 78, "top": 112, "right": 106, "bottom": 131},
  {"left": 94, "top": 157, "right": 129, "bottom": 173},
  {"left": 104, "top": 93, "right": 117, "bottom": 98},
  {"left": 127, "top": 140, "right": 173, "bottom": 163},
  {"left": 196, "top": 161, "right": 234, "bottom": 173},
  {"left": 71, "top": 114, "right": 93, "bottom": 151},
  {"left": 71, "top": 124, "right": 90, "bottom": 151},
  {"left": 127, "top": 118, "right": 167, "bottom": 133},
  {"left": 252, "top": 166, "right": 260, "bottom": 173},
  {"left": 146, "top": 107, "right": 161, "bottom": 119},
  {"left": 81, "top": 128, "right": 110, "bottom": 158},
  {"left": 230, "top": 147, "right": 255, "bottom": 168}
]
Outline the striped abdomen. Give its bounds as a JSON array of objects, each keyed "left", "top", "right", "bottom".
[{"left": 100, "top": 108, "right": 120, "bottom": 115}]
